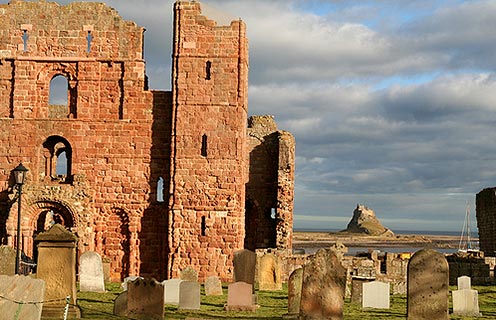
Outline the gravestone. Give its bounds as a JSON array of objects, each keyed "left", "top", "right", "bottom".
[
  {"left": 407, "top": 249, "right": 449, "bottom": 320},
  {"left": 452, "top": 288, "right": 481, "bottom": 317},
  {"left": 233, "top": 249, "right": 256, "bottom": 285},
  {"left": 162, "top": 278, "right": 183, "bottom": 305},
  {"left": 287, "top": 268, "right": 303, "bottom": 316},
  {"left": 204, "top": 276, "right": 223, "bottom": 296},
  {"left": 121, "top": 276, "right": 143, "bottom": 291},
  {"left": 457, "top": 275, "right": 471, "bottom": 290},
  {"left": 178, "top": 281, "right": 201, "bottom": 310},
  {"left": 180, "top": 266, "right": 198, "bottom": 282},
  {"left": 79, "top": 251, "right": 105, "bottom": 292},
  {"left": 351, "top": 276, "right": 374, "bottom": 304},
  {"left": 300, "top": 248, "right": 346, "bottom": 320},
  {"left": 127, "top": 278, "right": 164, "bottom": 320},
  {"left": 225, "top": 281, "right": 257, "bottom": 311},
  {"left": 0, "top": 275, "right": 45, "bottom": 320},
  {"left": 113, "top": 291, "right": 128, "bottom": 317},
  {"left": 362, "top": 281, "right": 390, "bottom": 309},
  {"left": 258, "top": 253, "right": 282, "bottom": 291},
  {"left": 35, "top": 224, "right": 80, "bottom": 319},
  {"left": 0, "top": 246, "right": 16, "bottom": 275}
]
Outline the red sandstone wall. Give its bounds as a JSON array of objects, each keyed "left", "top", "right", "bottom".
[{"left": 169, "top": 1, "right": 249, "bottom": 281}]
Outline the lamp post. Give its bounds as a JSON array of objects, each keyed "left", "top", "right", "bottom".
[{"left": 13, "top": 163, "right": 28, "bottom": 275}]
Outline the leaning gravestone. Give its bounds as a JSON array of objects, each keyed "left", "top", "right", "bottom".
[
  {"left": 0, "top": 246, "right": 16, "bottom": 275},
  {"left": 162, "top": 278, "right": 183, "bottom": 305},
  {"left": 178, "top": 281, "right": 201, "bottom": 310},
  {"left": 36, "top": 224, "right": 80, "bottom": 319},
  {"left": 79, "top": 251, "right": 105, "bottom": 292},
  {"left": 225, "top": 281, "right": 257, "bottom": 311},
  {"left": 127, "top": 278, "right": 165, "bottom": 320},
  {"left": 286, "top": 268, "right": 303, "bottom": 316},
  {"left": 300, "top": 248, "right": 346, "bottom": 320},
  {"left": 407, "top": 249, "right": 449, "bottom": 320},
  {"left": 0, "top": 275, "right": 45, "bottom": 320},
  {"left": 233, "top": 249, "right": 256, "bottom": 285},
  {"left": 180, "top": 266, "right": 198, "bottom": 282},
  {"left": 259, "top": 253, "right": 282, "bottom": 291},
  {"left": 362, "top": 281, "right": 390, "bottom": 309},
  {"left": 204, "top": 276, "right": 223, "bottom": 296}
]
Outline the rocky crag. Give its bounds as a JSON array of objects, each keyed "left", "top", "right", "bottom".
[{"left": 343, "top": 204, "right": 394, "bottom": 236}]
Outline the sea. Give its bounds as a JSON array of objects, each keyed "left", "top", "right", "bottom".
[{"left": 293, "top": 228, "right": 475, "bottom": 256}]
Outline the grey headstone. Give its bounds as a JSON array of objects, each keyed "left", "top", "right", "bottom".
[
  {"left": 162, "top": 278, "right": 183, "bottom": 305},
  {"left": 204, "top": 276, "right": 223, "bottom": 296},
  {"left": 407, "top": 249, "right": 449, "bottom": 320},
  {"left": 79, "top": 251, "right": 105, "bottom": 292},
  {"left": 121, "top": 276, "right": 143, "bottom": 291},
  {"left": 287, "top": 268, "right": 303, "bottom": 315},
  {"left": 362, "top": 281, "right": 390, "bottom": 309},
  {"left": 0, "top": 246, "right": 16, "bottom": 275},
  {"left": 457, "top": 275, "right": 471, "bottom": 290},
  {"left": 178, "top": 281, "right": 200, "bottom": 310},
  {"left": 180, "top": 266, "right": 198, "bottom": 282},
  {"left": 127, "top": 278, "right": 164, "bottom": 320},
  {"left": 233, "top": 249, "right": 256, "bottom": 285},
  {"left": 225, "top": 281, "right": 256, "bottom": 311},
  {"left": 113, "top": 291, "right": 128, "bottom": 317},
  {"left": 258, "top": 253, "right": 282, "bottom": 291},
  {"left": 452, "top": 289, "right": 481, "bottom": 317},
  {"left": 0, "top": 275, "right": 45, "bottom": 320},
  {"left": 300, "top": 248, "right": 346, "bottom": 320}
]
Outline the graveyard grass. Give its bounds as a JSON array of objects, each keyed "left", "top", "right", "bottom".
[{"left": 76, "top": 283, "right": 496, "bottom": 319}]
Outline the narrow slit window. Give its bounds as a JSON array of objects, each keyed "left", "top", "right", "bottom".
[
  {"left": 86, "top": 31, "right": 93, "bottom": 53},
  {"left": 22, "top": 30, "right": 29, "bottom": 52},
  {"left": 270, "top": 208, "right": 276, "bottom": 219},
  {"left": 201, "top": 134, "right": 207, "bottom": 157},
  {"left": 157, "top": 177, "right": 164, "bottom": 202},
  {"left": 205, "top": 61, "right": 211, "bottom": 80},
  {"left": 201, "top": 216, "right": 206, "bottom": 236}
]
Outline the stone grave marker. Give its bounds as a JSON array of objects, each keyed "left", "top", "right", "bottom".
[
  {"left": 0, "top": 275, "right": 45, "bottom": 320},
  {"left": 121, "top": 275, "right": 143, "bottom": 291},
  {"left": 225, "top": 281, "right": 257, "bottom": 311},
  {"left": 407, "top": 249, "right": 449, "bottom": 320},
  {"left": 162, "top": 278, "right": 183, "bottom": 305},
  {"left": 452, "top": 288, "right": 481, "bottom": 317},
  {"left": 233, "top": 249, "right": 256, "bottom": 285},
  {"left": 79, "top": 251, "right": 105, "bottom": 292},
  {"left": 362, "top": 281, "right": 390, "bottom": 309},
  {"left": 351, "top": 276, "right": 374, "bottom": 304},
  {"left": 180, "top": 266, "right": 198, "bottom": 282},
  {"left": 178, "top": 281, "right": 201, "bottom": 310},
  {"left": 258, "top": 253, "right": 282, "bottom": 291},
  {"left": 300, "top": 248, "right": 346, "bottom": 320},
  {"left": 127, "top": 277, "right": 165, "bottom": 320},
  {"left": 457, "top": 275, "right": 471, "bottom": 290},
  {"left": 0, "top": 245, "right": 16, "bottom": 275},
  {"left": 113, "top": 291, "right": 128, "bottom": 317},
  {"left": 286, "top": 268, "right": 303, "bottom": 316},
  {"left": 35, "top": 224, "right": 80, "bottom": 319},
  {"left": 204, "top": 276, "right": 223, "bottom": 296}
]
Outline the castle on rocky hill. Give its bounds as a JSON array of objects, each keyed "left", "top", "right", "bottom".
[{"left": 0, "top": 0, "right": 295, "bottom": 282}]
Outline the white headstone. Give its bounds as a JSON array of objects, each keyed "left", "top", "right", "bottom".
[
  {"left": 178, "top": 281, "right": 200, "bottom": 310},
  {"left": 457, "top": 276, "right": 471, "bottom": 290},
  {"left": 79, "top": 251, "right": 105, "bottom": 292},
  {"left": 121, "top": 276, "right": 143, "bottom": 291},
  {"left": 162, "top": 278, "right": 183, "bottom": 305},
  {"left": 452, "top": 289, "right": 481, "bottom": 317},
  {"left": 362, "top": 281, "right": 390, "bottom": 309}
]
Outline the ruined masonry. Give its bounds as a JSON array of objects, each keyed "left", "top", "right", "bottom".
[{"left": 0, "top": 0, "right": 295, "bottom": 282}]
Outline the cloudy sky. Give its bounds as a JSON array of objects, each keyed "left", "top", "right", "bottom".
[{"left": 12, "top": 0, "right": 496, "bottom": 232}]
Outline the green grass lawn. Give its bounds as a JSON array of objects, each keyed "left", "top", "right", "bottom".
[{"left": 76, "top": 283, "right": 496, "bottom": 319}]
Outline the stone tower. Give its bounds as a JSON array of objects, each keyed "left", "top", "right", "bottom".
[{"left": 168, "top": 1, "right": 249, "bottom": 280}]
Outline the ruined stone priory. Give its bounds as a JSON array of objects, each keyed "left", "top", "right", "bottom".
[{"left": 0, "top": 0, "right": 295, "bottom": 282}]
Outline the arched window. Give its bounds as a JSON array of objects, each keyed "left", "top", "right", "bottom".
[
  {"left": 157, "top": 177, "right": 164, "bottom": 202},
  {"left": 42, "top": 136, "right": 72, "bottom": 183},
  {"left": 49, "top": 75, "right": 70, "bottom": 118}
]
